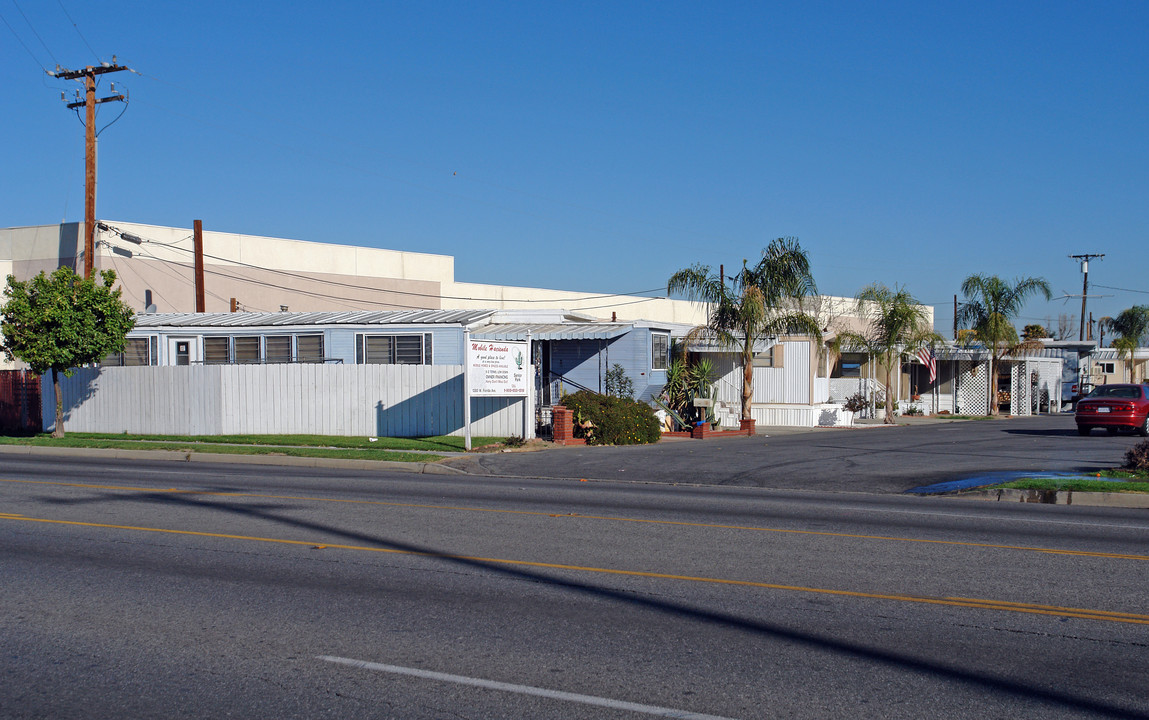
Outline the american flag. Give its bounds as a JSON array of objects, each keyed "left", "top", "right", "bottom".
[{"left": 917, "top": 347, "right": 937, "bottom": 384}]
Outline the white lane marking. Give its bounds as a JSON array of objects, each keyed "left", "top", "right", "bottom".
[{"left": 318, "top": 655, "right": 738, "bottom": 720}]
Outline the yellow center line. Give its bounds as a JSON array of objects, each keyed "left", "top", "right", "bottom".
[
  {"left": 2, "top": 512, "right": 1146, "bottom": 626},
  {"left": 2, "top": 477, "right": 1147, "bottom": 562}
]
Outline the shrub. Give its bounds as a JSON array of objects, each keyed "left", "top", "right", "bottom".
[
  {"left": 605, "top": 363, "right": 635, "bottom": 399},
  {"left": 561, "top": 389, "right": 660, "bottom": 445},
  {"left": 1124, "top": 440, "right": 1149, "bottom": 472},
  {"left": 843, "top": 392, "right": 869, "bottom": 413}
]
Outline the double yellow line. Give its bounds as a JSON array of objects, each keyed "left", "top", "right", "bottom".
[
  {"left": 4, "top": 477, "right": 1149, "bottom": 562},
  {"left": 2, "top": 510, "right": 1147, "bottom": 626}
]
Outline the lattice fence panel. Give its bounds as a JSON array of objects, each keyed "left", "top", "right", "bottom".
[
  {"left": 957, "top": 360, "right": 988, "bottom": 415},
  {"left": 1010, "top": 362, "right": 1029, "bottom": 416}
]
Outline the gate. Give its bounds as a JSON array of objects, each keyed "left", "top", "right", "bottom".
[{"left": 0, "top": 370, "right": 42, "bottom": 434}]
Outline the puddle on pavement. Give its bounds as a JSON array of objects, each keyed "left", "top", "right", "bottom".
[{"left": 906, "top": 471, "right": 1123, "bottom": 495}]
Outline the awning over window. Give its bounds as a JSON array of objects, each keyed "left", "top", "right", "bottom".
[{"left": 470, "top": 323, "right": 633, "bottom": 341}]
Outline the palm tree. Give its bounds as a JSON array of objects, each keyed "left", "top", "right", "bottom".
[
  {"left": 1108, "top": 306, "right": 1149, "bottom": 382},
  {"left": 668, "top": 237, "right": 821, "bottom": 424},
  {"left": 956, "top": 274, "right": 1052, "bottom": 415},
  {"left": 1096, "top": 316, "right": 1114, "bottom": 347},
  {"left": 832, "top": 284, "right": 942, "bottom": 424}
]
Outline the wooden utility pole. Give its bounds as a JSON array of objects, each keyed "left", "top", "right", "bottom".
[
  {"left": 1068, "top": 253, "right": 1104, "bottom": 342},
  {"left": 193, "top": 220, "right": 206, "bottom": 312},
  {"left": 51, "top": 59, "right": 130, "bottom": 278}
]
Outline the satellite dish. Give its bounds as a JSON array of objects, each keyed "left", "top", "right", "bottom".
[{"left": 145, "top": 304, "right": 157, "bottom": 314}]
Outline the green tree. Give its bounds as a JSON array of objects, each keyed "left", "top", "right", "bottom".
[
  {"left": 832, "top": 284, "right": 942, "bottom": 424},
  {"left": 956, "top": 274, "right": 1052, "bottom": 416},
  {"left": 1108, "top": 305, "right": 1149, "bottom": 382},
  {"left": 1, "top": 267, "right": 136, "bottom": 437},
  {"left": 668, "top": 237, "right": 821, "bottom": 423},
  {"left": 1022, "top": 324, "right": 1048, "bottom": 341}
]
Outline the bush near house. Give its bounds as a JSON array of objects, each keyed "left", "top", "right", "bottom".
[
  {"left": 561, "top": 390, "right": 660, "bottom": 446},
  {"left": 1125, "top": 440, "right": 1149, "bottom": 472}
]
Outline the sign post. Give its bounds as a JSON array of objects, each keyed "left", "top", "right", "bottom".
[{"left": 464, "top": 335, "right": 531, "bottom": 451}]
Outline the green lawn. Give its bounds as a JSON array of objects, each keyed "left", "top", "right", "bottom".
[
  {"left": 0, "top": 432, "right": 509, "bottom": 462},
  {"left": 995, "top": 470, "right": 1149, "bottom": 494},
  {"left": 64, "top": 432, "right": 499, "bottom": 451}
]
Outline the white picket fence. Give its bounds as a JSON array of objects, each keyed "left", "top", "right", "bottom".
[{"left": 42, "top": 364, "right": 529, "bottom": 438}]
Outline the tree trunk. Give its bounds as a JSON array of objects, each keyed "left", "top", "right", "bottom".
[
  {"left": 52, "top": 368, "right": 65, "bottom": 438},
  {"left": 987, "top": 355, "right": 998, "bottom": 416},
  {"left": 742, "top": 344, "right": 753, "bottom": 421},
  {"left": 883, "top": 360, "right": 895, "bottom": 424}
]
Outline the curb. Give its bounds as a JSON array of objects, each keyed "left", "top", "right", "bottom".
[
  {"left": 0, "top": 444, "right": 467, "bottom": 475},
  {"left": 950, "top": 487, "right": 1149, "bottom": 509}
]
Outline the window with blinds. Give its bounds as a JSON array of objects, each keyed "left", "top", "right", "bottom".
[
  {"left": 234, "top": 336, "right": 261, "bottom": 363},
  {"left": 356, "top": 334, "right": 429, "bottom": 365},
  {"left": 651, "top": 333, "right": 669, "bottom": 371},
  {"left": 296, "top": 334, "right": 324, "bottom": 362},
  {"left": 265, "top": 336, "right": 292, "bottom": 363},
  {"left": 100, "top": 337, "right": 157, "bottom": 367},
  {"left": 204, "top": 337, "right": 230, "bottom": 364}
]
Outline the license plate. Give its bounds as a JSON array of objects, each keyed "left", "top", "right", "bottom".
[{"left": 1098, "top": 407, "right": 1110, "bottom": 413}]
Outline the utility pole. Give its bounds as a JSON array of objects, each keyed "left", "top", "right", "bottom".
[
  {"left": 50, "top": 59, "right": 130, "bottom": 278},
  {"left": 1068, "top": 254, "right": 1104, "bottom": 342},
  {"left": 193, "top": 220, "right": 206, "bottom": 312}
]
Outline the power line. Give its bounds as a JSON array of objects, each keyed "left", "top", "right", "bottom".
[
  {"left": 98, "top": 223, "right": 669, "bottom": 305},
  {"left": 10, "top": 0, "right": 57, "bottom": 65},
  {"left": 55, "top": 0, "right": 100, "bottom": 63},
  {"left": 0, "top": 9, "right": 47, "bottom": 71},
  {"left": 1094, "top": 283, "right": 1149, "bottom": 296},
  {"left": 49, "top": 59, "right": 129, "bottom": 277}
]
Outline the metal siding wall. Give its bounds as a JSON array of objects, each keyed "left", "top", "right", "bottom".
[
  {"left": 751, "top": 341, "right": 810, "bottom": 404},
  {"left": 328, "top": 330, "right": 357, "bottom": 364},
  {"left": 619, "top": 332, "right": 661, "bottom": 402},
  {"left": 431, "top": 328, "right": 462, "bottom": 364},
  {"left": 48, "top": 364, "right": 530, "bottom": 437},
  {"left": 551, "top": 341, "right": 603, "bottom": 393}
]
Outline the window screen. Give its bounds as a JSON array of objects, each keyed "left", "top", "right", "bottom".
[
  {"left": 204, "top": 337, "right": 230, "bottom": 365},
  {"left": 651, "top": 333, "right": 669, "bottom": 370},
  {"left": 265, "top": 336, "right": 292, "bottom": 363},
  {"left": 394, "top": 335, "right": 423, "bottom": 364},
  {"left": 358, "top": 334, "right": 426, "bottom": 364},
  {"left": 296, "top": 334, "right": 324, "bottom": 362},
  {"left": 101, "top": 337, "right": 153, "bottom": 366},
  {"left": 234, "top": 336, "right": 261, "bottom": 363}
]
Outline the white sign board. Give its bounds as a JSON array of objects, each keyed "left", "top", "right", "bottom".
[{"left": 467, "top": 340, "right": 529, "bottom": 396}]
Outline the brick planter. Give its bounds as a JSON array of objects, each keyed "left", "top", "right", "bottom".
[
  {"left": 551, "top": 406, "right": 586, "bottom": 446},
  {"left": 740, "top": 418, "right": 756, "bottom": 435}
]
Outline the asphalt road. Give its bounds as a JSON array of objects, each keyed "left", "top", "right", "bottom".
[
  {"left": 446, "top": 414, "right": 1144, "bottom": 491},
  {"left": 2, "top": 454, "right": 1148, "bottom": 719}
]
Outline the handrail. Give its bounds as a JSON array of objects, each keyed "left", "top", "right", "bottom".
[{"left": 543, "top": 371, "right": 599, "bottom": 397}]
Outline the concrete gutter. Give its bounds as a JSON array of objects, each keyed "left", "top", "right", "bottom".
[
  {"left": 951, "top": 487, "right": 1149, "bottom": 509},
  {"left": 0, "top": 444, "right": 466, "bottom": 475}
]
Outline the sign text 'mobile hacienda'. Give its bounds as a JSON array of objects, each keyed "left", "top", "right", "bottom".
[{"left": 466, "top": 340, "right": 529, "bottom": 396}]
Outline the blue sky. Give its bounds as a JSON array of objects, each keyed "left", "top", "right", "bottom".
[{"left": 3, "top": 1, "right": 1146, "bottom": 337}]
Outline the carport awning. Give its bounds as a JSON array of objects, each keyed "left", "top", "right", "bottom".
[{"left": 470, "top": 322, "right": 632, "bottom": 341}]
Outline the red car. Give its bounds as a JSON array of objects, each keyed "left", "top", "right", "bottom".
[{"left": 1075, "top": 384, "right": 1149, "bottom": 436}]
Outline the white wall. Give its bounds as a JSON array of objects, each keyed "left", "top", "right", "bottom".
[{"left": 43, "top": 364, "right": 528, "bottom": 438}]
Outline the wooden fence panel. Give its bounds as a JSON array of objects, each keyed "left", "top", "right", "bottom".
[{"left": 0, "top": 370, "right": 42, "bottom": 434}]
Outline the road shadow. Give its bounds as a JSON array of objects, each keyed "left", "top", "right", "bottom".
[
  {"left": 1002, "top": 427, "right": 1086, "bottom": 436},
  {"left": 35, "top": 487, "right": 1148, "bottom": 719}
]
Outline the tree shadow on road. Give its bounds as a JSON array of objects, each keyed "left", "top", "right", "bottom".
[{"left": 35, "top": 487, "right": 1149, "bottom": 720}]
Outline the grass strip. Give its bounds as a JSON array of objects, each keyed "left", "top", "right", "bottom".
[
  {"left": 15, "top": 432, "right": 503, "bottom": 452},
  {"left": 0, "top": 436, "right": 444, "bottom": 463},
  {"left": 994, "top": 477, "right": 1149, "bottom": 493}
]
